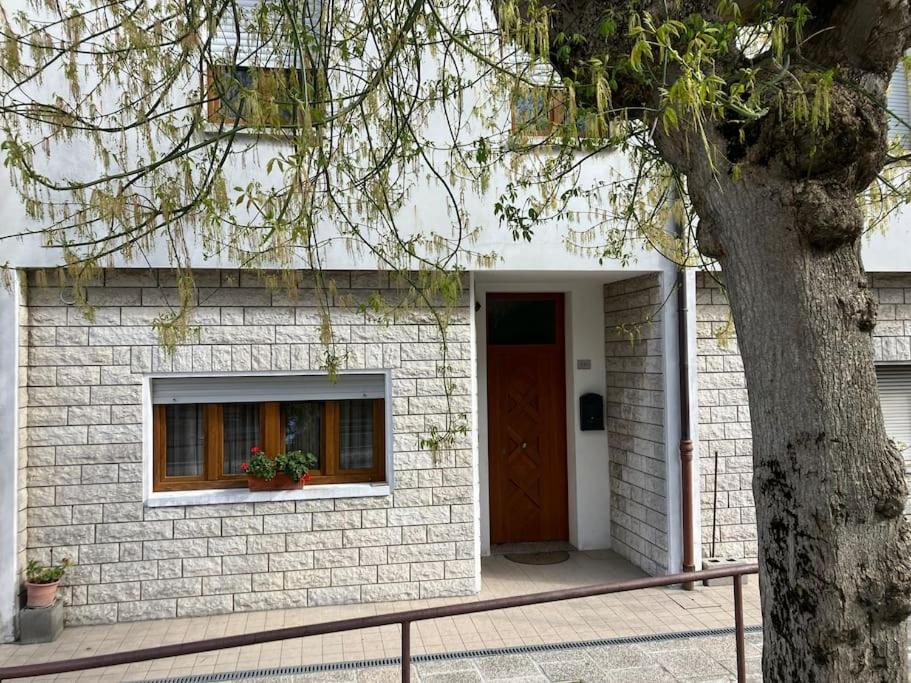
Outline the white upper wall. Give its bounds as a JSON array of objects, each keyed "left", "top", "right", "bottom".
[{"left": 1, "top": 0, "right": 909, "bottom": 275}]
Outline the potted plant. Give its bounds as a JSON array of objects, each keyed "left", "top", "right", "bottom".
[
  {"left": 242, "top": 447, "right": 317, "bottom": 491},
  {"left": 278, "top": 450, "right": 317, "bottom": 483},
  {"left": 25, "top": 559, "right": 73, "bottom": 608}
]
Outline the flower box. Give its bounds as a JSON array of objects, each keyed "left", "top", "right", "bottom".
[
  {"left": 247, "top": 472, "right": 311, "bottom": 491},
  {"left": 242, "top": 446, "right": 316, "bottom": 491}
]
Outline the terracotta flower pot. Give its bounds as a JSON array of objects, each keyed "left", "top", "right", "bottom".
[
  {"left": 25, "top": 581, "right": 59, "bottom": 609},
  {"left": 247, "top": 472, "right": 310, "bottom": 491}
]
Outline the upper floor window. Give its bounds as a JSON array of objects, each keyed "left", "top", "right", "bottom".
[
  {"left": 151, "top": 374, "right": 387, "bottom": 491},
  {"left": 512, "top": 86, "right": 566, "bottom": 137},
  {"left": 208, "top": 65, "right": 310, "bottom": 126},
  {"left": 511, "top": 85, "right": 608, "bottom": 141},
  {"left": 205, "top": 0, "right": 321, "bottom": 127}
]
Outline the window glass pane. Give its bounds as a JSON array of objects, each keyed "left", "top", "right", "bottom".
[
  {"left": 281, "top": 402, "right": 322, "bottom": 469},
  {"left": 223, "top": 403, "right": 261, "bottom": 475},
  {"left": 214, "top": 65, "right": 253, "bottom": 121},
  {"left": 513, "top": 90, "right": 552, "bottom": 136},
  {"left": 339, "top": 400, "right": 374, "bottom": 470},
  {"left": 212, "top": 66, "right": 301, "bottom": 125},
  {"left": 165, "top": 405, "right": 204, "bottom": 477},
  {"left": 488, "top": 298, "right": 557, "bottom": 345},
  {"left": 576, "top": 110, "right": 605, "bottom": 139}
]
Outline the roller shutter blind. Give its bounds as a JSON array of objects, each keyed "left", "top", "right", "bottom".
[
  {"left": 208, "top": 0, "right": 321, "bottom": 68},
  {"left": 209, "top": 0, "right": 261, "bottom": 66},
  {"left": 876, "top": 365, "right": 911, "bottom": 473},
  {"left": 887, "top": 62, "right": 911, "bottom": 146},
  {"left": 151, "top": 373, "right": 385, "bottom": 405}
]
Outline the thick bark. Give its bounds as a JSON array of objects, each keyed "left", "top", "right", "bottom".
[
  {"left": 693, "top": 170, "right": 911, "bottom": 679},
  {"left": 529, "top": 0, "right": 911, "bottom": 675}
]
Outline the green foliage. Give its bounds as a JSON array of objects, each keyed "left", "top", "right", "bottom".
[
  {"left": 243, "top": 448, "right": 278, "bottom": 480},
  {"left": 1, "top": 0, "right": 909, "bottom": 459},
  {"left": 277, "top": 450, "right": 318, "bottom": 481},
  {"left": 242, "top": 447, "right": 317, "bottom": 481},
  {"left": 26, "top": 559, "right": 73, "bottom": 584}
]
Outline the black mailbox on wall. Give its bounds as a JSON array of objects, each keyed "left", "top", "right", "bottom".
[{"left": 579, "top": 393, "right": 605, "bottom": 431}]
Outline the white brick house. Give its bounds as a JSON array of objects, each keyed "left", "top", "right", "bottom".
[
  {"left": 3, "top": 255, "right": 910, "bottom": 638},
  {"left": 2, "top": 53, "right": 911, "bottom": 647}
]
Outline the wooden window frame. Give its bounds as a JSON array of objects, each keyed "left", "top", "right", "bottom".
[
  {"left": 206, "top": 64, "right": 314, "bottom": 127},
  {"left": 153, "top": 399, "right": 386, "bottom": 492},
  {"left": 510, "top": 86, "right": 609, "bottom": 141},
  {"left": 511, "top": 86, "right": 566, "bottom": 137}
]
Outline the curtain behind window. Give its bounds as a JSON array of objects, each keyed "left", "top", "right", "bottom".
[
  {"left": 165, "top": 404, "right": 204, "bottom": 476},
  {"left": 223, "top": 403, "right": 261, "bottom": 474},
  {"left": 340, "top": 400, "right": 373, "bottom": 470},
  {"left": 282, "top": 402, "right": 322, "bottom": 468}
]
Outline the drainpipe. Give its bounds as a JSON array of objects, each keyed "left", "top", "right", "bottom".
[{"left": 674, "top": 209, "right": 697, "bottom": 589}]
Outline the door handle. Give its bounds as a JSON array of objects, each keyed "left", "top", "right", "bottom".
[{"left": 522, "top": 442, "right": 527, "bottom": 449}]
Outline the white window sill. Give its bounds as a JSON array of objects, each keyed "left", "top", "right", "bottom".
[{"left": 145, "top": 482, "right": 391, "bottom": 508}]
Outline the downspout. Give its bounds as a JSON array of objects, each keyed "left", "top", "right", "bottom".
[{"left": 674, "top": 210, "right": 697, "bottom": 588}]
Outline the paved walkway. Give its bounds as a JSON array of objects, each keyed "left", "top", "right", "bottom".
[
  {"left": 0, "top": 551, "right": 762, "bottom": 682},
  {"left": 400, "top": 631, "right": 764, "bottom": 682},
  {"left": 227, "top": 630, "right": 765, "bottom": 682}
]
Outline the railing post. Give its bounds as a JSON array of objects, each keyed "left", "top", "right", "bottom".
[
  {"left": 401, "top": 620, "right": 411, "bottom": 682},
  {"left": 733, "top": 574, "right": 746, "bottom": 683}
]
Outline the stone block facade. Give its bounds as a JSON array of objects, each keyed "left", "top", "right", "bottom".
[
  {"left": 16, "top": 277, "right": 29, "bottom": 599},
  {"left": 694, "top": 273, "right": 755, "bottom": 560},
  {"left": 696, "top": 272, "right": 911, "bottom": 560},
  {"left": 604, "top": 274, "right": 668, "bottom": 575},
  {"left": 21, "top": 269, "right": 477, "bottom": 625}
]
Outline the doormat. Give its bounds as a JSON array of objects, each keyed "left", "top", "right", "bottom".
[{"left": 504, "top": 550, "right": 570, "bottom": 565}]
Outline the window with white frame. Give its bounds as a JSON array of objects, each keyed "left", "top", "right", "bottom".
[
  {"left": 876, "top": 365, "right": 911, "bottom": 473},
  {"left": 151, "top": 374, "right": 387, "bottom": 492}
]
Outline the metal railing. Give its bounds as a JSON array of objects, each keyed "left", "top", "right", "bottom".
[{"left": 0, "top": 563, "right": 759, "bottom": 683}]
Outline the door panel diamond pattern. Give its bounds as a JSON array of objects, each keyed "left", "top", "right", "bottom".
[{"left": 488, "top": 293, "right": 568, "bottom": 545}]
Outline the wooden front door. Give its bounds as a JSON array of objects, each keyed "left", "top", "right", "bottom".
[{"left": 487, "top": 293, "right": 568, "bottom": 544}]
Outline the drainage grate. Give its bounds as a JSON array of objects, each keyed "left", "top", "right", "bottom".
[{"left": 134, "top": 624, "right": 762, "bottom": 683}]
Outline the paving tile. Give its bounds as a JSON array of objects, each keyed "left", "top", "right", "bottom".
[
  {"left": 537, "top": 659, "right": 610, "bottom": 682},
  {"left": 587, "top": 643, "right": 653, "bottom": 670},
  {"left": 473, "top": 654, "right": 540, "bottom": 680},
  {"left": 414, "top": 659, "right": 481, "bottom": 676},
  {"left": 356, "top": 665, "right": 409, "bottom": 682},
  {"left": 421, "top": 672, "right": 483, "bottom": 683},
  {"left": 605, "top": 665, "right": 678, "bottom": 683},
  {"left": 647, "top": 648, "right": 732, "bottom": 679},
  {"left": 523, "top": 647, "right": 593, "bottom": 664}
]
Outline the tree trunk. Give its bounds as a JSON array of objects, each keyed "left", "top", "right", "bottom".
[{"left": 700, "top": 174, "right": 911, "bottom": 679}]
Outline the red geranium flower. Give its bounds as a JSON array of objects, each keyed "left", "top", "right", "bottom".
[
  {"left": 302, "top": 472, "right": 312, "bottom": 484},
  {"left": 240, "top": 462, "right": 249, "bottom": 471},
  {"left": 250, "top": 446, "right": 261, "bottom": 454}
]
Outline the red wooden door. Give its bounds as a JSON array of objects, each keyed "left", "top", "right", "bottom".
[{"left": 487, "top": 293, "right": 568, "bottom": 544}]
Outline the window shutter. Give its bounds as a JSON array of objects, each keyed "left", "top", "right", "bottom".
[
  {"left": 208, "top": 0, "right": 321, "bottom": 68},
  {"left": 876, "top": 365, "right": 911, "bottom": 472},
  {"left": 887, "top": 62, "right": 911, "bottom": 146},
  {"left": 152, "top": 373, "right": 385, "bottom": 404},
  {"left": 209, "top": 0, "right": 266, "bottom": 67}
]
